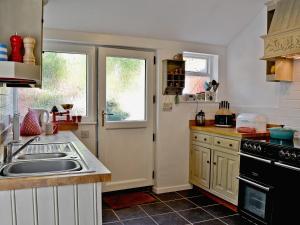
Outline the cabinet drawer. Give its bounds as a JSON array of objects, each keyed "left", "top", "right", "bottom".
[
  {"left": 213, "top": 137, "right": 239, "bottom": 151},
  {"left": 191, "top": 133, "right": 212, "bottom": 145}
]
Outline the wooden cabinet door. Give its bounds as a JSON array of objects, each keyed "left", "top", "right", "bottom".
[
  {"left": 190, "top": 145, "right": 211, "bottom": 188},
  {"left": 212, "top": 150, "right": 239, "bottom": 200}
]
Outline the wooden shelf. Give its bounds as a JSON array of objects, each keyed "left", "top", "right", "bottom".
[{"left": 163, "top": 59, "right": 185, "bottom": 95}]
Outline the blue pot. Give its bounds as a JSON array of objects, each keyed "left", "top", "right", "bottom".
[{"left": 269, "top": 127, "right": 296, "bottom": 140}]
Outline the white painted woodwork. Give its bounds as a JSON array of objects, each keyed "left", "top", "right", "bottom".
[
  {"left": 98, "top": 47, "right": 155, "bottom": 192},
  {"left": 190, "top": 145, "right": 211, "bottom": 189},
  {"left": 0, "top": 183, "right": 103, "bottom": 225},
  {"left": 190, "top": 131, "right": 240, "bottom": 205}
]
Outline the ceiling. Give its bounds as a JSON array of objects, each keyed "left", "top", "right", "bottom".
[{"left": 44, "top": 0, "right": 266, "bottom": 46}]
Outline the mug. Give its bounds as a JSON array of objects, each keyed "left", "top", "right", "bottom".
[
  {"left": 45, "top": 123, "right": 58, "bottom": 135},
  {"left": 30, "top": 108, "right": 50, "bottom": 130}
]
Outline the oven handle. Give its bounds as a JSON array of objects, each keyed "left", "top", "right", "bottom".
[
  {"left": 236, "top": 176, "right": 270, "bottom": 191},
  {"left": 274, "top": 162, "right": 300, "bottom": 172},
  {"left": 238, "top": 152, "right": 272, "bottom": 164}
]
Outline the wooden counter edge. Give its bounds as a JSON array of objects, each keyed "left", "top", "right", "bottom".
[{"left": 0, "top": 172, "right": 111, "bottom": 191}]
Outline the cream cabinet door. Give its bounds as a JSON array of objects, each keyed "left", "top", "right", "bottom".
[
  {"left": 190, "top": 145, "right": 211, "bottom": 188},
  {"left": 212, "top": 150, "right": 239, "bottom": 200}
]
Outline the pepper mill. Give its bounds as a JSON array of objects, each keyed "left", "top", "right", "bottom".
[
  {"left": 23, "top": 37, "right": 36, "bottom": 65},
  {"left": 10, "top": 33, "right": 23, "bottom": 62}
]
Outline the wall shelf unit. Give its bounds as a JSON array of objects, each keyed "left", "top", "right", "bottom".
[{"left": 162, "top": 59, "right": 185, "bottom": 95}]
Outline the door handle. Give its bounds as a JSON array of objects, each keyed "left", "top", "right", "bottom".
[
  {"left": 101, "top": 110, "right": 114, "bottom": 127},
  {"left": 236, "top": 176, "right": 271, "bottom": 191}
]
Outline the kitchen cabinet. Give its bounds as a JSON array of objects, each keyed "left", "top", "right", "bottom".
[
  {"left": 0, "top": 0, "right": 44, "bottom": 86},
  {"left": 211, "top": 150, "right": 239, "bottom": 202},
  {"left": 190, "top": 130, "right": 240, "bottom": 205},
  {"left": 162, "top": 60, "right": 185, "bottom": 95},
  {"left": 190, "top": 145, "right": 211, "bottom": 189}
]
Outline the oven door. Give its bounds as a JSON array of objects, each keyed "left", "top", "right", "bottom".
[{"left": 237, "top": 176, "right": 274, "bottom": 225}]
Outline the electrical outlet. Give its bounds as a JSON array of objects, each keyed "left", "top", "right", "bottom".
[{"left": 80, "top": 130, "right": 89, "bottom": 139}]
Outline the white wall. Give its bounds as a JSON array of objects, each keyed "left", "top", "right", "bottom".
[
  {"left": 227, "top": 9, "right": 300, "bottom": 129},
  {"left": 44, "top": 28, "right": 226, "bottom": 192}
]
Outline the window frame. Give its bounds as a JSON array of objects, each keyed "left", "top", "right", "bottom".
[
  {"left": 43, "top": 41, "right": 96, "bottom": 123},
  {"left": 183, "top": 52, "right": 217, "bottom": 95},
  {"left": 183, "top": 52, "right": 214, "bottom": 77}
]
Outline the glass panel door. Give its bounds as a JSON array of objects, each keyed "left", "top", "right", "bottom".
[
  {"left": 243, "top": 185, "right": 267, "bottom": 219},
  {"left": 106, "top": 56, "right": 146, "bottom": 122}
]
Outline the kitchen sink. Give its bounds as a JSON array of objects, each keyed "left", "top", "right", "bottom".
[
  {"left": 0, "top": 142, "right": 93, "bottom": 178},
  {"left": 17, "top": 152, "right": 68, "bottom": 160},
  {"left": 1, "top": 159, "right": 82, "bottom": 177}
]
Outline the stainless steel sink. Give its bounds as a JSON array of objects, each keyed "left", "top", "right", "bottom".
[
  {"left": 1, "top": 159, "right": 82, "bottom": 177},
  {"left": 17, "top": 152, "right": 68, "bottom": 160}
]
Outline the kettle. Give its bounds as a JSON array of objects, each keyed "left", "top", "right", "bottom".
[{"left": 195, "top": 110, "right": 205, "bottom": 126}]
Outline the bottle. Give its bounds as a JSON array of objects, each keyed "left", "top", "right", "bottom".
[{"left": 195, "top": 110, "right": 205, "bottom": 126}]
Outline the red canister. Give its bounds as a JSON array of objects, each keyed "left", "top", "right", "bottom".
[{"left": 10, "top": 33, "right": 23, "bottom": 62}]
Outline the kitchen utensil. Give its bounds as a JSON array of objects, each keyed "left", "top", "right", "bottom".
[
  {"left": 195, "top": 110, "right": 205, "bottom": 126},
  {"left": 215, "top": 100, "right": 234, "bottom": 127},
  {"left": 269, "top": 127, "right": 296, "bottom": 140},
  {"left": 211, "top": 80, "right": 219, "bottom": 92}
]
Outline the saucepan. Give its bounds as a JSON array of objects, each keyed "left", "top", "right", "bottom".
[{"left": 269, "top": 127, "right": 296, "bottom": 140}]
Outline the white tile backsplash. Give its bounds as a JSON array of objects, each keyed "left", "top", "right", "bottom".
[{"left": 0, "top": 87, "right": 13, "bottom": 143}]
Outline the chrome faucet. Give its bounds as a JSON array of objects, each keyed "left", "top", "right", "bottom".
[{"left": 3, "top": 136, "right": 40, "bottom": 164}]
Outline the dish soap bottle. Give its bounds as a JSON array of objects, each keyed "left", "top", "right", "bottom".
[{"left": 195, "top": 110, "right": 205, "bottom": 126}]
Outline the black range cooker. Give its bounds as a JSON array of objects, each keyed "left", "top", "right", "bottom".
[{"left": 238, "top": 139, "right": 300, "bottom": 225}]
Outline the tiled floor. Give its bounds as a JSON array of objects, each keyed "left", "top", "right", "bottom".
[{"left": 102, "top": 188, "right": 255, "bottom": 225}]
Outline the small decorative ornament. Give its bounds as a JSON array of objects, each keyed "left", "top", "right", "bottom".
[
  {"left": 10, "top": 33, "right": 23, "bottom": 62},
  {"left": 23, "top": 36, "right": 36, "bottom": 64}
]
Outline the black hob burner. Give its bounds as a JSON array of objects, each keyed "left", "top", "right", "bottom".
[
  {"left": 241, "top": 138, "right": 300, "bottom": 167},
  {"left": 238, "top": 138, "right": 300, "bottom": 225}
]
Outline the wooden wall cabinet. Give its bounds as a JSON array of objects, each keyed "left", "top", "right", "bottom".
[
  {"left": 190, "top": 131, "right": 240, "bottom": 205},
  {"left": 0, "top": 0, "right": 43, "bottom": 86},
  {"left": 162, "top": 60, "right": 185, "bottom": 95}
]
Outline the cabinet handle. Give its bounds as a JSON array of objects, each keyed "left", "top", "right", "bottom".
[
  {"left": 204, "top": 138, "right": 207, "bottom": 141},
  {"left": 229, "top": 144, "right": 233, "bottom": 147},
  {"left": 207, "top": 160, "right": 210, "bottom": 164},
  {"left": 194, "top": 136, "right": 197, "bottom": 139},
  {"left": 213, "top": 162, "right": 217, "bottom": 165},
  {"left": 217, "top": 141, "right": 221, "bottom": 144}
]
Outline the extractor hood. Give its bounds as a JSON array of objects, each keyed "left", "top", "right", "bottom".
[{"left": 262, "top": 0, "right": 300, "bottom": 60}]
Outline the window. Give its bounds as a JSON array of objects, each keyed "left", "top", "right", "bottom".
[
  {"left": 18, "top": 42, "right": 96, "bottom": 122},
  {"left": 183, "top": 52, "right": 217, "bottom": 95},
  {"left": 106, "top": 56, "right": 146, "bottom": 122}
]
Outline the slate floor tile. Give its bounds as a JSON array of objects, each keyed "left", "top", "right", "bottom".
[
  {"left": 204, "top": 205, "right": 236, "bottom": 218},
  {"left": 177, "top": 188, "right": 202, "bottom": 198},
  {"left": 221, "top": 215, "right": 255, "bottom": 225},
  {"left": 178, "top": 208, "right": 214, "bottom": 223},
  {"left": 194, "top": 219, "right": 225, "bottom": 225},
  {"left": 141, "top": 202, "right": 173, "bottom": 215},
  {"left": 115, "top": 206, "right": 147, "bottom": 220},
  {"left": 165, "top": 199, "right": 197, "bottom": 211},
  {"left": 155, "top": 192, "right": 183, "bottom": 201},
  {"left": 122, "top": 217, "right": 157, "bottom": 225},
  {"left": 102, "top": 209, "right": 119, "bottom": 223},
  {"left": 152, "top": 212, "right": 190, "bottom": 225},
  {"left": 188, "top": 196, "right": 217, "bottom": 207}
]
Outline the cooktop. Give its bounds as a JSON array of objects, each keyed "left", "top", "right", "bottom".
[{"left": 241, "top": 138, "right": 300, "bottom": 167}]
